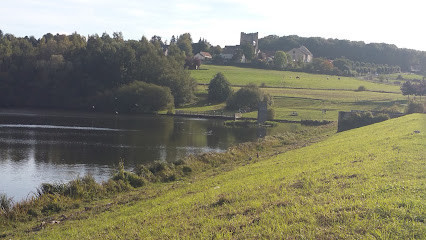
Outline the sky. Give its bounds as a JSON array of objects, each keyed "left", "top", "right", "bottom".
[{"left": 1, "top": 0, "right": 425, "bottom": 51}]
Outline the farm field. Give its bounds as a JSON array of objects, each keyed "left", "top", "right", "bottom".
[
  {"left": 181, "top": 65, "right": 415, "bottom": 121},
  {"left": 9, "top": 114, "right": 425, "bottom": 239}
]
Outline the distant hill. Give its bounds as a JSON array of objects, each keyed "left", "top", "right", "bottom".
[{"left": 259, "top": 35, "right": 426, "bottom": 73}]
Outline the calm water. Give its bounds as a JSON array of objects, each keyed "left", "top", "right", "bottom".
[{"left": 0, "top": 110, "right": 279, "bottom": 201}]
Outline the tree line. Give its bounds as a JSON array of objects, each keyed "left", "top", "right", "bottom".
[
  {"left": 259, "top": 35, "right": 426, "bottom": 73},
  {"left": 0, "top": 30, "right": 197, "bottom": 113}
]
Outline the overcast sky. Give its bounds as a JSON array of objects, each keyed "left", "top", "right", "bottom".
[{"left": 1, "top": 0, "right": 425, "bottom": 51}]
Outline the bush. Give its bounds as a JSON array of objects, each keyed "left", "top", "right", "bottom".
[
  {"left": 112, "top": 162, "right": 145, "bottom": 188},
  {"left": 182, "top": 166, "right": 192, "bottom": 175},
  {"left": 267, "top": 108, "right": 275, "bottom": 120},
  {"left": 208, "top": 72, "right": 233, "bottom": 103},
  {"left": 338, "top": 112, "right": 390, "bottom": 132},
  {"left": 95, "top": 81, "right": 174, "bottom": 113},
  {"left": 226, "top": 84, "right": 272, "bottom": 111},
  {"left": 147, "top": 162, "right": 177, "bottom": 182},
  {"left": 66, "top": 175, "right": 104, "bottom": 199},
  {"left": 406, "top": 101, "right": 424, "bottom": 114},
  {"left": 301, "top": 120, "right": 333, "bottom": 126},
  {"left": 357, "top": 85, "right": 366, "bottom": 91}
]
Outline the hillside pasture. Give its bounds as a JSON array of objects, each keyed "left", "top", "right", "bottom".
[
  {"left": 192, "top": 65, "right": 401, "bottom": 92},
  {"left": 183, "top": 66, "right": 411, "bottom": 121}
]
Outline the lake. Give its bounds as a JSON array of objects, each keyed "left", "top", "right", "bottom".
[{"left": 0, "top": 110, "right": 295, "bottom": 201}]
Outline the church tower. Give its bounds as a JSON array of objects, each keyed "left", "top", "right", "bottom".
[{"left": 240, "top": 32, "right": 259, "bottom": 53}]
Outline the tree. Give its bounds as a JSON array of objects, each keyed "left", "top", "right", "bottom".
[
  {"left": 241, "top": 42, "right": 255, "bottom": 61},
  {"left": 184, "top": 57, "right": 201, "bottom": 70},
  {"left": 209, "top": 45, "right": 222, "bottom": 55},
  {"left": 308, "top": 58, "right": 334, "bottom": 74},
  {"left": 401, "top": 81, "right": 415, "bottom": 99},
  {"left": 333, "top": 57, "right": 352, "bottom": 74},
  {"left": 273, "top": 51, "right": 288, "bottom": 70},
  {"left": 208, "top": 73, "right": 233, "bottom": 103},
  {"left": 176, "top": 33, "right": 193, "bottom": 57},
  {"left": 413, "top": 80, "right": 426, "bottom": 100},
  {"left": 192, "top": 38, "right": 210, "bottom": 54}
]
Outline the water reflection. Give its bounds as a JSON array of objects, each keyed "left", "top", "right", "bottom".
[{"left": 0, "top": 112, "right": 265, "bottom": 200}]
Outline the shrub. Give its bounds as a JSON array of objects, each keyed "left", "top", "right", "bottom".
[
  {"left": 338, "top": 112, "right": 390, "bottom": 132},
  {"left": 357, "top": 85, "right": 366, "bottom": 91},
  {"left": 112, "top": 162, "right": 145, "bottom": 188},
  {"left": 406, "top": 101, "right": 424, "bottom": 114},
  {"left": 226, "top": 84, "right": 272, "bottom": 111},
  {"left": 267, "top": 108, "right": 275, "bottom": 120},
  {"left": 301, "top": 120, "right": 333, "bottom": 126},
  {"left": 208, "top": 72, "right": 233, "bottom": 103},
  {"left": 147, "top": 162, "right": 177, "bottom": 182},
  {"left": 182, "top": 166, "right": 192, "bottom": 175},
  {"left": 95, "top": 81, "right": 174, "bottom": 113},
  {"left": 66, "top": 175, "right": 104, "bottom": 199}
]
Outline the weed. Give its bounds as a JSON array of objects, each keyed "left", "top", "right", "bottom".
[{"left": 0, "top": 194, "right": 13, "bottom": 213}]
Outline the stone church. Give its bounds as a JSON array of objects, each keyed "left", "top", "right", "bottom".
[{"left": 240, "top": 32, "right": 259, "bottom": 53}]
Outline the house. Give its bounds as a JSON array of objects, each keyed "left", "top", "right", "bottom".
[
  {"left": 287, "top": 46, "right": 313, "bottom": 63},
  {"left": 220, "top": 46, "right": 246, "bottom": 63},
  {"left": 194, "top": 51, "right": 212, "bottom": 62}
]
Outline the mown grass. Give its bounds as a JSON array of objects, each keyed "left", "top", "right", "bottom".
[
  {"left": 192, "top": 65, "right": 401, "bottom": 92},
  {"left": 178, "top": 65, "right": 418, "bottom": 121},
  {"left": 176, "top": 84, "right": 410, "bottom": 121},
  {"left": 5, "top": 114, "right": 424, "bottom": 239}
]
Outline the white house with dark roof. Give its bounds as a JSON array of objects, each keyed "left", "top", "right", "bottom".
[{"left": 287, "top": 46, "right": 313, "bottom": 63}]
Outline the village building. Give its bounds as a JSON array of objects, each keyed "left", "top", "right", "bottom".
[
  {"left": 240, "top": 32, "right": 259, "bottom": 54},
  {"left": 220, "top": 45, "right": 246, "bottom": 63},
  {"left": 287, "top": 46, "right": 313, "bottom": 63},
  {"left": 194, "top": 51, "right": 212, "bottom": 62},
  {"left": 219, "top": 32, "right": 259, "bottom": 63}
]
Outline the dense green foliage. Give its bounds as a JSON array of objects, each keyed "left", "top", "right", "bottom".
[
  {"left": 259, "top": 34, "right": 426, "bottom": 73},
  {"left": 273, "top": 51, "right": 288, "bottom": 70},
  {"left": 94, "top": 81, "right": 174, "bottom": 113},
  {"left": 400, "top": 80, "right": 426, "bottom": 98},
  {"left": 338, "top": 111, "right": 390, "bottom": 132},
  {"left": 176, "top": 33, "right": 193, "bottom": 57},
  {"left": 207, "top": 72, "right": 233, "bottom": 103},
  {"left": 226, "top": 84, "right": 272, "bottom": 111},
  {"left": 405, "top": 101, "right": 425, "bottom": 114},
  {"left": 0, "top": 31, "right": 196, "bottom": 110}
]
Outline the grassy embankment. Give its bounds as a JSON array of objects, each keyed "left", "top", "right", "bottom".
[
  {"left": 3, "top": 114, "right": 425, "bottom": 239},
  {"left": 180, "top": 65, "right": 415, "bottom": 121}
]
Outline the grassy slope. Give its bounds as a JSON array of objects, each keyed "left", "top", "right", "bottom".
[
  {"left": 192, "top": 65, "right": 401, "bottom": 92},
  {"left": 181, "top": 65, "right": 413, "bottom": 121},
  {"left": 20, "top": 114, "right": 425, "bottom": 239}
]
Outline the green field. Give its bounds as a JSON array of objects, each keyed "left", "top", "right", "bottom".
[
  {"left": 7, "top": 114, "right": 424, "bottom": 239},
  {"left": 180, "top": 65, "right": 416, "bottom": 121},
  {"left": 192, "top": 65, "right": 401, "bottom": 92}
]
